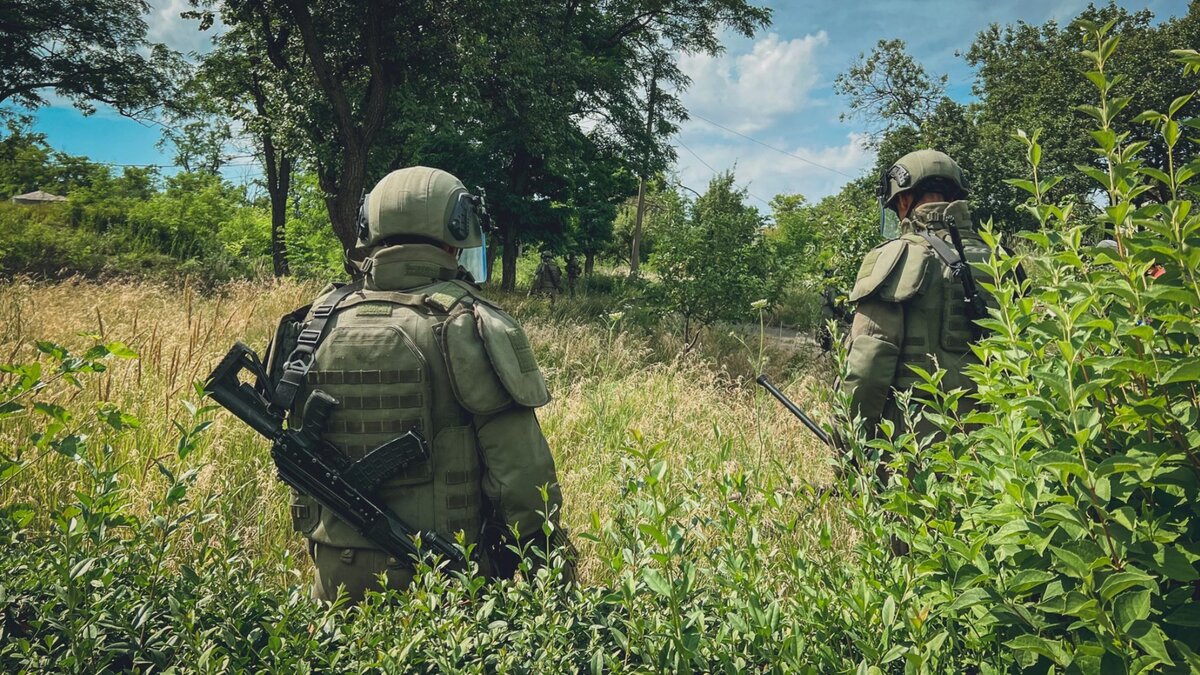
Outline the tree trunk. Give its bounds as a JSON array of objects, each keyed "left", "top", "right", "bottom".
[
  {"left": 318, "top": 142, "right": 368, "bottom": 253},
  {"left": 500, "top": 151, "right": 532, "bottom": 291},
  {"left": 584, "top": 251, "right": 595, "bottom": 276},
  {"left": 266, "top": 151, "right": 293, "bottom": 277},
  {"left": 501, "top": 231, "right": 519, "bottom": 292},
  {"left": 630, "top": 178, "right": 646, "bottom": 276},
  {"left": 486, "top": 238, "right": 500, "bottom": 284}
]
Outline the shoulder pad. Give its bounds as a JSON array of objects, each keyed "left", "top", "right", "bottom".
[
  {"left": 423, "top": 280, "right": 474, "bottom": 313},
  {"left": 442, "top": 302, "right": 551, "bottom": 414},
  {"left": 849, "top": 238, "right": 929, "bottom": 303}
]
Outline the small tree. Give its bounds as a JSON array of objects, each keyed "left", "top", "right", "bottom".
[{"left": 652, "top": 171, "right": 778, "bottom": 347}]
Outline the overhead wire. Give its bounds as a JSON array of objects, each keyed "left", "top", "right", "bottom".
[
  {"left": 688, "top": 111, "right": 857, "bottom": 180},
  {"left": 673, "top": 137, "right": 773, "bottom": 207}
]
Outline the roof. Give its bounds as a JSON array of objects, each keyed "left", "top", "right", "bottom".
[{"left": 11, "top": 190, "right": 68, "bottom": 203}]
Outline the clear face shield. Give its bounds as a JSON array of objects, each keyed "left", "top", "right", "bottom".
[
  {"left": 878, "top": 166, "right": 902, "bottom": 240},
  {"left": 450, "top": 189, "right": 493, "bottom": 284}
]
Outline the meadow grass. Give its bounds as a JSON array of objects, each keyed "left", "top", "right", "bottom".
[{"left": 0, "top": 277, "right": 835, "bottom": 587}]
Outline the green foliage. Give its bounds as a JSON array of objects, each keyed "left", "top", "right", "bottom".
[
  {"left": 839, "top": 29, "right": 1200, "bottom": 671},
  {"left": 0, "top": 0, "right": 181, "bottom": 117},
  {"left": 651, "top": 172, "right": 781, "bottom": 339},
  {"left": 771, "top": 177, "right": 880, "bottom": 291},
  {"left": 1, "top": 20, "right": 1198, "bottom": 675},
  {"left": 282, "top": 174, "right": 345, "bottom": 280}
]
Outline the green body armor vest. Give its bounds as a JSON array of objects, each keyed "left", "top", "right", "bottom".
[{"left": 285, "top": 245, "right": 551, "bottom": 551}]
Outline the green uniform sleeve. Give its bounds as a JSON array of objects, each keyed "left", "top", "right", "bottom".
[
  {"left": 840, "top": 298, "right": 905, "bottom": 426},
  {"left": 474, "top": 407, "right": 563, "bottom": 538}
]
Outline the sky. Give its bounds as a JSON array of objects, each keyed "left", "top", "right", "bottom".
[{"left": 20, "top": 0, "right": 1195, "bottom": 207}]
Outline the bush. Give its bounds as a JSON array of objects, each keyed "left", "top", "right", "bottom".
[
  {"left": 837, "top": 29, "right": 1200, "bottom": 671},
  {"left": 651, "top": 172, "right": 782, "bottom": 343}
]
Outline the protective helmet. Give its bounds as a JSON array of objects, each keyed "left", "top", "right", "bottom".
[
  {"left": 541, "top": 251, "right": 554, "bottom": 261},
  {"left": 878, "top": 149, "right": 969, "bottom": 209},
  {"left": 357, "top": 166, "right": 486, "bottom": 249}
]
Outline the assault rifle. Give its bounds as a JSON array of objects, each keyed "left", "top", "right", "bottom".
[
  {"left": 205, "top": 342, "right": 465, "bottom": 567},
  {"left": 756, "top": 375, "right": 833, "bottom": 447}
]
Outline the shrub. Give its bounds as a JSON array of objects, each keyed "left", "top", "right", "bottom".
[
  {"left": 842, "top": 28, "right": 1200, "bottom": 671},
  {"left": 651, "top": 172, "right": 782, "bottom": 343}
]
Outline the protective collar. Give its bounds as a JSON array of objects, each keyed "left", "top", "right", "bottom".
[
  {"left": 364, "top": 244, "right": 464, "bottom": 291},
  {"left": 902, "top": 200, "right": 973, "bottom": 234}
]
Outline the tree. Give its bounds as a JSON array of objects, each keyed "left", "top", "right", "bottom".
[
  {"left": 652, "top": 171, "right": 778, "bottom": 346},
  {"left": 196, "top": 0, "right": 460, "bottom": 250},
  {"left": 0, "top": 0, "right": 180, "bottom": 117},
  {"left": 834, "top": 39, "right": 947, "bottom": 141},
  {"left": 187, "top": 23, "right": 300, "bottom": 276}
]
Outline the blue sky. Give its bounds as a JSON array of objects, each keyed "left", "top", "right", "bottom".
[{"left": 20, "top": 0, "right": 1194, "bottom": 204}]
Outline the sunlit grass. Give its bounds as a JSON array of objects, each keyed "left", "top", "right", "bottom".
[{"left": 0, "top": 277, "right": 835, "bottom": 586}]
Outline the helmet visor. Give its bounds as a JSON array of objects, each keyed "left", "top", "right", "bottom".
[
  {"left": 880, "top": 198, "right": 900, "bottom": 240},
  {"left": 458, "top": 231, "right": 489, "bottom": 284}
]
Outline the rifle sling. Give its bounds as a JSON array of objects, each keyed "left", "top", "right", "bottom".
[{"left": 274, "top": 281, "right": 364, "bottom": 410}]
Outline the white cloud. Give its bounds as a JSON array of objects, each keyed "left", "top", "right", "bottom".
[
  {"left": 674, "top": 132, "right": 875, "bottom": 206},
  {"left": 678, "top": 32, "right": 829, "bottom": 134},
  {"left": 145, "top": 0, "right": 220, "bottom": 55}
]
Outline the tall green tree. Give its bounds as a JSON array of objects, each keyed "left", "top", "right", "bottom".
[
  {"left": 194, "top": 0, "right": 460, "bottom": 249},
  {"left": 0, "top": 0, "right": 180, "bottom": 117},
  {"left": 652, "top": 171, "right": 778, "bottom": 345}
]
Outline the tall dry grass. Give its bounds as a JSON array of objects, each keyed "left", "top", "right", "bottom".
[{"left": 0, "top": 277, "right": 835, "bottom": 584}]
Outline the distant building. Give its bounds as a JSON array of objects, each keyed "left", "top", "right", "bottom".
[{"left": 11, "top": 190, "right": 68, "bottom": 205}]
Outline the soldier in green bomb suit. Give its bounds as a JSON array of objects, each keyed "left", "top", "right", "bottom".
[
  {"left": 839, "top": 149, "right": 994, "bottom": 440},
  {"left": 284, "top": 166, "right": 573, "bottom": 602},
  {"left": 530, "top": 251, "right": 565, "bottom": 304}
]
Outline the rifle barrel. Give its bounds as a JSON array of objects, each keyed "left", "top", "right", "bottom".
[{"left": 755, "top": 375, "right": 833, "bottom": 447}]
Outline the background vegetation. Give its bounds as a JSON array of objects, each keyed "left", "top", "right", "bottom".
[{"left": 1, "top": 2, "right": 1198, "bottom": 673}]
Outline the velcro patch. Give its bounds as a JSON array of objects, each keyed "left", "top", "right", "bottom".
[{"left": 355, "top": 303, "right": 393, "bottom": 317}]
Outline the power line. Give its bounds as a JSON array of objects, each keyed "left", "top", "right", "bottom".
[
  {"left": 688, "top": 112, "right": 857, "bottom": 180},
  {"left": 676, "top": 138, "right": 768, "bottom": 206}
]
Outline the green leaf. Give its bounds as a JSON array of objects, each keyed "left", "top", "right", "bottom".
[
  {"left": 1038, "top": 451, "right": 1087, "bottom": 478},
  {"left": 1151, "top": 545, "right": 1198, "bottom": 582},
  {"left": 1050, "top": 546, "right": 1092, "bottom": 579},
  {"left": 1163, "top": 359, "right": 1200, "bottom": 384},
  {"left": 1005, "top": 634, "right": 1071, "bottom": 667},
  {"left": 104, "top": 342, "right": 138, "bottom": 359},
  {"left": 642, "top": 569, "right": 671, "bottom": 598},
  {"left": 1008, "top": 569, "right": 1056, "bottom": 594},
  {"left": 1164, "top": 603, "right": 1200, "bottom": 627},
  {"left": 1112, "top": 589, "right": 1150, "bottom": 630},
  {"left": 1099, "top": 570, "right": 1155, "bottom": 601},
  {"left": 1127, "top": 621, "right": 1174, "bottom": 665}
]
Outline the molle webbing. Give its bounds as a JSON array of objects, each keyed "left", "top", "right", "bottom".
[
  {"left": 326, "top": 418, "right": 423, "bottom": 435},
  {"left": 306, "top": 369, "right": 423, "bottom": 386},
  {"left": 336, "top": 394, "right": 423, "bottom": 410}
]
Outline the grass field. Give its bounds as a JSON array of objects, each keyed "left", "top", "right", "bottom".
[{"left": 0, "top": 276, "right": 835, "bottom": 587}]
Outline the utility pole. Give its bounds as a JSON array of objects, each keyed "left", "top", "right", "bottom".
[{"left": 629, "top": 64, "right": 659, "bottom": 278}]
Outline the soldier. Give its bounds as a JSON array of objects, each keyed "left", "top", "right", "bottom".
[
  {"left": 566, "top": 253, "right": 582, "bottom": 297},
  {"left": 281, "top": 166, "right": 573, "bottom": 602},
  {"left": 530, "top": 251, "right": 565, "bottom": 304},
  {"left": 840, "top": 149, "right": 993, "bottom": 440},
  {"left": 818, "top": 268, "right": 847, "bottom": 352}
]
